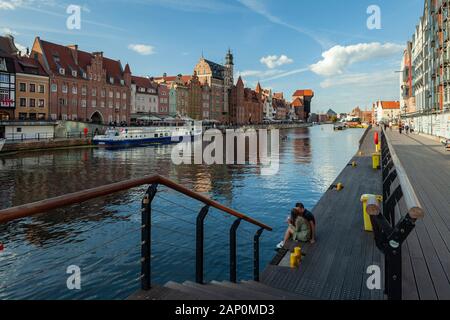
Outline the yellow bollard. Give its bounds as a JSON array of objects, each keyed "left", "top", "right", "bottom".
[
  {"left": 375, "top": 143, "right": 380, "bottom": 153},
  {"left": 360, "top": 194, "right": 383, "bottom": 232},
  {"left": 372, "top": 153, "right": 381, "bottom": 170},
  {"left": 294, "top": 247, "right": 302, "bottom": 264},
  {"left": 352, "top": 161, "right": 357, "bottom": 167},
  {"left": 336, "top": 183, "right": 344, "bottom": 191},
  {"left": 290, "top": 253, "right": 299, "bottom": 268}
]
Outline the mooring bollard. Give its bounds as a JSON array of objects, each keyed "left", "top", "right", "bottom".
[{"left": 360, "top": 194, "right": 383, "bottom": 232}]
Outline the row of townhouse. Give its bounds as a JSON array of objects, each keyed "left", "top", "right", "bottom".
[
  {"left": 400, "top": 0, "right": 450, "bottom": 138},
  {"left": 1, "top": 34, "right": 315, "bottom": 133}
]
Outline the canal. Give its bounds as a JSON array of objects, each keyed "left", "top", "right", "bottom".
[{"left": 0, "top": 125, "right": 364, "bottom": 299}]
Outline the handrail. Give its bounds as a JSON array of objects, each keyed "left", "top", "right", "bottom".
[
  {"left": 0, "top": 174, "right": 272, "bottom": 231},
  {"left": 381, "top": 127, "right": 424, "bottom": 219}
]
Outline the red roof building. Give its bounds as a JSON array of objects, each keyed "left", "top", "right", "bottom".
[{"left": 31, "top": 37, "right": 132, "bottom": 125}]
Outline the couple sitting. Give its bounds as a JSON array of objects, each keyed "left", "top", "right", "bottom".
[{"left": 277, "top": 203, "right": 316, "bottom": 250}]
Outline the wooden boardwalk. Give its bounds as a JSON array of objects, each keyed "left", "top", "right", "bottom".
[
  {"left": 385, "top": 131, "right": 450, "bottom": 300},
  {"left": 261, "top": 128, "right": 385, "bottom": 300}
]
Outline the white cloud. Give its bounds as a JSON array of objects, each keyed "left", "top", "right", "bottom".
[
  {"left": 15, "top": 43, "right": 27, "bottom": 54},
  {"left": 319, "top": 70, "right": 398, "bottom": 89},
  {"left": 128, "top": 44, "right": 155, "bottom": 56},
  {"left": 0, "top": 0, "right": 20, "bottom": 10},
  {"left": 0, "top": 27, "right": 18, "bottom": 35},
  {"left": 260, "top": 55, "right": 293, "bottom": 69},
  {"left": 310, "top": 42, "right": 404, "bottom": 77}
]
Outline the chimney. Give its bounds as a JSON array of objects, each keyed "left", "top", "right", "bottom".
[{"left": 67, "top": 44, "right": 78, "bottom": 65}]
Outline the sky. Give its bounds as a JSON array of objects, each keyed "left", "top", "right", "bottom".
[{"left": 0, "top": 0, "right": 424, "bottom": 113}]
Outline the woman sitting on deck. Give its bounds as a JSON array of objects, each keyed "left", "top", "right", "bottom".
[{"left": 276, "top": 208, "right": 311, "bottom": 249}]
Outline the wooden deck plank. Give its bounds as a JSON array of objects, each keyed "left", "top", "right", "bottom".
[{"left": 386, "top": 131, "right": 450, "bottom": 301}]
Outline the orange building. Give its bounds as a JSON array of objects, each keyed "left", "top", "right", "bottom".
[{"left": 292, "top": 89, "right": 314, "bottom": 120}]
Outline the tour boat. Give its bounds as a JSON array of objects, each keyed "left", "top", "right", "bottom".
[
  {"left": 93, "top": 123, "right": 202, "bottom": 148},
  {"left": 0, "top": 138, "right": 5, "bottom": 152}
]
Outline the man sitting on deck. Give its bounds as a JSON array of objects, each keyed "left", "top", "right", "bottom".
[
  {"left": 276, "top": 206, "right": 314, "bottom": 250},
  {"left": 296, "top": 203, "right": 316, "bottom": 245}
]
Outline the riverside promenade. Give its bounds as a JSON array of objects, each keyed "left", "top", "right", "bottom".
[
  {"left": 385, "top": 131, "right": 450, "bottom": 300},
  {"left": 261, "top": 127, "right": 385, "bottom": 300}
]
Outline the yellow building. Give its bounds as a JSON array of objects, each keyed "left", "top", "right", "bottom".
[{"left": 15, "top": 56, "right": 49, "bottom": 121}]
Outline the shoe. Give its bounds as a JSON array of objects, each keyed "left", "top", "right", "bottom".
[{"left": 276, "top": 241, "right": 285, "bottom": 250}]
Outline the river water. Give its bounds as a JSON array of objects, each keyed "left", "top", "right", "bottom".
[{"left": 0, "top": 125, "right": 364, "bottom": 299}]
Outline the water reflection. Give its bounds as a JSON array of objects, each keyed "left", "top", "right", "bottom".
[{"left": 0, "top": 125, "right": 364, "bottom": 299}]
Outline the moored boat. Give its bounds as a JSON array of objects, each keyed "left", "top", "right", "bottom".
[{"left": 93, "top": 123, "right": 202, "bottom": 148}]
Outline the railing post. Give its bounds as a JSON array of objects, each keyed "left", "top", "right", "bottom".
[
  {"left": 253, "top": 228, "right": 264, "bottom": 282},
  {"left": 196, "top": 205, "right": 209, "bottom": 284},
  {"left": 141, "top": 183, "right": 158, "bottom": 291},
  {"left": 230, "top": 218, "right": 242, "bottom": 283}
]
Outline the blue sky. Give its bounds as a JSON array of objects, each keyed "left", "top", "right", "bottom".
[{"left": 1, "top": 0, "right": 424, "bottom": 113}]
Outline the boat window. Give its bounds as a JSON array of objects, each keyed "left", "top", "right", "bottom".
[
  {"left": 165, "top": 133, "right": 169, "bottom": 137},
  {"left": 154, "top": 134, "right": 158, "bottom": 138}
]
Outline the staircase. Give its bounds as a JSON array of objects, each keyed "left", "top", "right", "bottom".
[{"left": 130, "top": 280, "right": 310, "bottom": 300}]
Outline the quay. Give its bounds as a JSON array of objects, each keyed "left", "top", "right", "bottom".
[
  {"left": 0, "top": 126, "right": 445, "bottom": 300},
  {"left": 130, "top": 127, "right": 386, "bottom": 300}
]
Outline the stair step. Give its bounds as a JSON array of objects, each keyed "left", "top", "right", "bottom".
[
  {"left": 242, "top": 281, "right": 313, "bottom": 300},
  {"left": 128, "top": 285, "right": 199, "bottom": 300},
  {"left": 182, "top": 281, "right": 234, "bottom": 300},
  {"left": 165, "top": 281, "right": 222, "bottom": 300},
  {"left": 211, "top": 281, "right": 283, "bottom": 300}
]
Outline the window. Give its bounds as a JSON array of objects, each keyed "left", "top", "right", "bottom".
[
  {"left": 81, "top": 100, "right": 87, "bottom": 108},
  {"left": 59, "top": 68, "right": 65, "bottom": 75},
  {"left": 82, "top": 86, "right": 87, "bottom": 96},
  {"left": 20, "top": 98, "right": 26, "bottom": 107},
  {"left": 38, "top": 113, "right": 46, "bottom": 120},
  {"left": 29, "top": 113, "right": 37, "bottom": 120},
  {"left": 62, "top": 84, "right": 68, "bottom": 94},
  {"left": 29, "top": 98, "right": 36, "bottom": 108},
  {"left": 51, "top": 84, "right": 57, "bottom": 92},
  {"left": 101, "top": 89, "right": 106, "bottom": 97},
  {"left": 101, "top": 101, "right": 105, "bottom": 108},
  {"left": 122, "top": 92, "right": 127, "bottom": 99},
  {"left": 120, "top": 79, "right": 124, "bottom": 85},
  {"left": 116, "top": 92, "right": 120, "bottom": 99},
  {"left": 59, "top": 98, "right": 67, "bottom": 106},
  {"left": 38, "top": 99, "right": 45, "bottom": 108},
  {"left": 20, "top": 83, "right": 26, "bottom": 92},
  {"left": 92, "top": 100, "right": 97, "bottom": 108},
  {"left": 0, "top": 74, "right": 9, "bottom": 83},
  {"left": 72, "top": 70, "right": 77, "bottom": 77},
  {"left": 92, "top": 88, "right": 97, "bottom": 97},
  {"left": 110, "top": 77, "right": 114, "bottom": 84},
  {"left": 109, "top": 90, "right": 113, "bottom": 98},
  {"left": 29, "top": 84, "right": 36, "bottom": 92},
  {"left": 72, "top": 99, "right": 77, "bottom": 107},
  {"left": 18, "top": 113, "right": 27, "bottom": 120},
  {"left": 39, "top": 85, "right": 45, "bottom": 93}
]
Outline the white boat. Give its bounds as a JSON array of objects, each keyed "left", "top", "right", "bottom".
[
  {"left": 0, "top": 138, "right": 5, "bottom": 152},
  {"left": 93, "top": 123, "right": 203, "bottom": 148}
]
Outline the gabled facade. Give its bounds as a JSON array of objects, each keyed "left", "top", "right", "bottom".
[
  {"left": 15, "top": 56, "right": 49, "bottom": 121},
  {"left": 194, "top": 50, "right": 234, "bottom": 123},
  {"left": 31, "top": 37, "right": 132, "bottom": 125},
  {"left": 0, "top": 36, "right": 18, "bottom": 120}
]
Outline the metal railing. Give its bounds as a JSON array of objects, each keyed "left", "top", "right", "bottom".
[
  {"left": 369, "top": 128, "right": 425, "bottom": 300},
  {"left": 4, "top": 131, "right": 95, "bottom": 142},
  {"left": 0, "top": 174, "right": 272, "bottom": 292}
]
